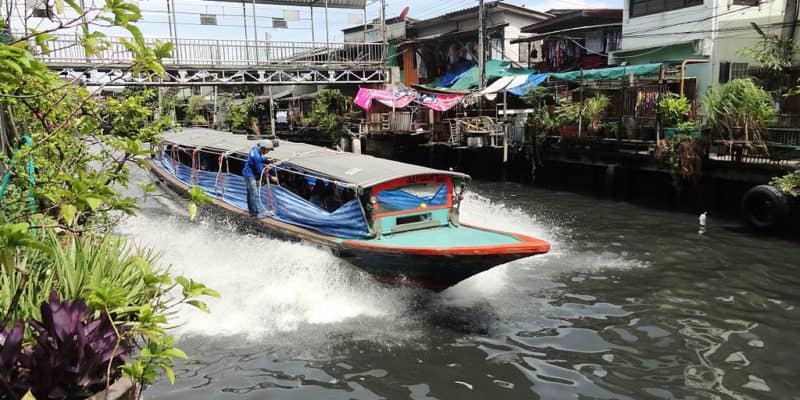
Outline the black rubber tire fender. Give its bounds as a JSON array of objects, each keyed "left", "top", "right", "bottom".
[{"left": 741, "top": 184, "right": 790, "bottom": 231}]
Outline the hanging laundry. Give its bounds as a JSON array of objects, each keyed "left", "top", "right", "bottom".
[
  {"left": 585, "top": 31, "right": 604, "bottom": 54},
  {"left": 417, "top": 50, "right": 429, "bottom": 79}
]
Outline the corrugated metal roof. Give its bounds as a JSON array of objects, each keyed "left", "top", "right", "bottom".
[
  {"left": 160, "top": 128, "right": 470, "bottom": 188},
  {"left": 205, "top": 0, "right": 366, "bottom": 9}
]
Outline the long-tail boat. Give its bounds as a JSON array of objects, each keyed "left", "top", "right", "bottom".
[{"left": 148, "top": 128, "right": 549, "bottom": 291}]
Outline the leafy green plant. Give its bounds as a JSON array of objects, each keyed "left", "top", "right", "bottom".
[
  {"left": 554, "top": 100, "right": 581, "bottom": 127},
  {"left": 740, "top": 22, "right": 795, "bottom": 73},
  {"left": 770, "top": 170, "right": 800, "bottom": 196},
  {"left": 658, "top": 94, "right": 691, "bottom": 127},
  {"left": 0, "top": 0, "right": 218, "bottom": 396},
  {"left": 306, "top": 89, "right": 351, "bottom": 145},
  {"left": 702, "top": 78, "right": 776, "bottom": 145},
  {"left": 225, "top": 102, "right": 250, "bottom": 132},
  {"left": 583, "top": 95, "right": 610, "bottom": 133},
  {"left": 676, "top": 121, "right": 700, "bottom": 137},
  {"left": 522, "top": 87, "right": 556, "bottom": 137}
]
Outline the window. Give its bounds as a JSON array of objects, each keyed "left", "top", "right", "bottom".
[
  {"left": 730, "top": 62, "right": 749, "bottom": 79},
  {"left": 719, "top": 62, "right": 748, "bottom": 83},
  {"left": 519, "top": 42, "right": 531, "bottom": 63},
  {"left": 630, "top": 0, "right": 704, "bottom": 17},
  {"left": 732, "top": 0, "right": 759, "bottom": 5}
]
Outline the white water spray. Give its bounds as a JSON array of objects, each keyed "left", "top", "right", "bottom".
[{"left": 120, "top": 186, "right": 645, "bottom": 341}]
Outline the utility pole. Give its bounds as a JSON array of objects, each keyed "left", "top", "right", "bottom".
[
  {"left": 325, "top": 0, "right": 330, "bottom": 45},
  {"left": 380, "top": 0, "right": 387, "bottom": 64},
  {"left": 478, "top": 0, "right": 486, "bottom": 91}
]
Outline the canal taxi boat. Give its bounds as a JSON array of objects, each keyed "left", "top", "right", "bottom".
[{"left": 148, "top": 128, "right": 550, "bottom": 291}]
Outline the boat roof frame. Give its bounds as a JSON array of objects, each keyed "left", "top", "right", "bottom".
[{"left": 160, "top": 128, "right": 470, "bottom": 189}]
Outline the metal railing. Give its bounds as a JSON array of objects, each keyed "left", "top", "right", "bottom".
[{"left": 35, "top": 35, "right": 386, "bottom": 68}]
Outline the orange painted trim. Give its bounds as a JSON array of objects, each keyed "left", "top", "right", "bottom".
[{"left": 341, "top": 226, "right": 550, "bottom": 257}]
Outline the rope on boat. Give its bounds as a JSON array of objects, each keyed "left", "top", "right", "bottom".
[
  {"left": 190, "top": 148, "right": 201, "bottom": 184},
  {"left": 214, "top": 151, "right": 233, "bottom": 199}
]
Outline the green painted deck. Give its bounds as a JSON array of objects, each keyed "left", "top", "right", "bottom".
[{"left": 354, "top": 225, "right": 521, "bottom": 248}]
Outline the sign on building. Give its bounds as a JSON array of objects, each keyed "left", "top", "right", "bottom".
[
  {"left": 200, "top": 14, "right": 218, "bottom": 25},
  {"left": 273, "top": 18, "right": 287, "bottom": 29}
]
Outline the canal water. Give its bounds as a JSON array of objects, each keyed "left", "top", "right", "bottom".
[{"left": 123, "top": 182, "right": 799, "bottom": 400}]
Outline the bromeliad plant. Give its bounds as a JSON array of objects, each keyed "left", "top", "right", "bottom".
[
  {"left": 1, "top": 292, "right": 129, "bottom": 400},
  {"left": 0, "top": 233, "right": 220, "bottom": 398}
]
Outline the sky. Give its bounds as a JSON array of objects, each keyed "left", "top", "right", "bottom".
[{"left": 85, "top": 0, "right": 622, "bottom": 42}]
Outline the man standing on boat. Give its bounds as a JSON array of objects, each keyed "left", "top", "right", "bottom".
[{"left": 243, "top": 141, "right": 274, "bottom": 217}]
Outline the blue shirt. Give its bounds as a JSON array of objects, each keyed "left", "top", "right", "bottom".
[{"left": 242, "top": 145, "right": 267, "bottom": 178}]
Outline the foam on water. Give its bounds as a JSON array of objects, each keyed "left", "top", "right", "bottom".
[
  {"left": 120, "top": 185, "right": 647, "bottom": 341},
  {"left": 120, "top": 203, "right": 405, "bottom": 340}
]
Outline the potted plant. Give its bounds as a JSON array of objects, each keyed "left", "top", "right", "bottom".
[
  {"left": 554, "top": 100, "right": 581, "bottom": 138},
  {"left": 702, "top": 78, "right": 776, "bottom": 145},
  {"left": 602, "top": 121, "right": 619, "bottom": 138},
  {"left": 658, "top": 94, "right": 691, "bottom": 139},
  {"left": 583, "top": 95, "right": 610, "bottom": 136},
  {"left": 522, "top": 87, "right": 556, "bottom": 138}
]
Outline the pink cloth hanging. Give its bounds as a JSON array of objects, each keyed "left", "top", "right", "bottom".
[
  {"left": 354, "top": 87, "right": 416, "bottom": 111},
  {"left": 417, "top": 92, "right": 464, "bottom": 112}
]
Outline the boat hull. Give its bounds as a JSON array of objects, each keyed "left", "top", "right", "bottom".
[
  {"left": 339, "top": 249, "right": 524, "bottom": 291},
  {"left": 147, "top": 159, "right": 548, "bottom": 291}
]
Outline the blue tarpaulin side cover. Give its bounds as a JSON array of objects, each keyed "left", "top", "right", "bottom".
[
  {"left": 378, "top": 184, "right": 448, "bottom": 211},
  {"left": 508, "top": 73, "right": 549, "bottom": 96},
  {"left": 158, "top": 155, "right": 370, "bottom": 239}
]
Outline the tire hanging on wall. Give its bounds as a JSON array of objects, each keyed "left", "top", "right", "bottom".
[{"left": 741, "top": 185, "right": 790, "bottom": 232}]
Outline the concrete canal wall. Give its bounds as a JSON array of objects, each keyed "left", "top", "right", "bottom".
[{"left": 358, "top": 137, "right": 797, "bottom": 223}]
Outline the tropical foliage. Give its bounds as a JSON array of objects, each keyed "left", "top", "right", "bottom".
[
  {"left": 658, "top": 95, "right": 691, "bottom": 128},
  {"left": 0, "top": 0, "right": 217, "bottom": 397},
  {"left": 702, "top": 78, "right": 776, "bottom": 145},
  {"left": 306, "top": 89, "right": 351, "bottom": 145},
  {"left": 583, "top": 95, "right": 610, "bottom": 133},
  {"left": 770, "top": 170, "right": 800, "bottom": 196}
]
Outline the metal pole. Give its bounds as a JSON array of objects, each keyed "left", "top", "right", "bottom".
[
  {"left": 503, "top": 90, "right": 508, "bottom": 163},
  {"left": 380, "top": 0, "right": 386, "bottom": 63},
  {"left": 325, "top": 0, "right": 330, "bottom": 44},
  {"left": 578, "top": 69, "right": 584, "bottom": 138},
  {"left": 242, "top": 1, "right": 249, "bottom": 61},
  {"left": 478, "top": 0, "right": 486, "bottom": 90},
  {"left": 269, "top": 86, "right": 276, "bottom": 137},
  {"left": 213, "top": 86, "right": 219, "bottom": 129},
  {"left": 363, "top": 5, "right": 368, "bottom": 43},
  {"left": 311, "top": 6, "right": 316, "bottom": 43},
  {"left": 167, "top": 0, "right": 179, "bottom": 59},
  {"left": 252, "top": 0, "right": 258, "bottom": 62},
  {"left": 171, "top": 0, "right": 180, "bottom": 61}
]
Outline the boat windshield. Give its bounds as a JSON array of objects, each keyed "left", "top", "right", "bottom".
[{"left": 373, "top": 175, "right": 452, "bottom": 215}]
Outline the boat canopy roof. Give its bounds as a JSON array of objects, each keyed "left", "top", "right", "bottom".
[{"left": 160, "top": 128, "right": 470, "bottom": 188}]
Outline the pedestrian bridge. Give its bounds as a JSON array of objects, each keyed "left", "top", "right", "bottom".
[{"left": 38, "top": 34, "right": 388, "bottom": 86}]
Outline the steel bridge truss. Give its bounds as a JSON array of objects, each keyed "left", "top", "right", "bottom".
[{"left": 55, "top": 67, "right": 388, "bottom": 86}]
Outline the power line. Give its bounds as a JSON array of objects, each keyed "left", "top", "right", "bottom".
[{"left": 625, "top": 3, "right": 759, "bottom": 36}]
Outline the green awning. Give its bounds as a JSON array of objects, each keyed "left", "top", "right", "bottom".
[
  {"left": 446, "top": 60, "right": 536, "bottom": 91},
  {"left": 549, "top": 63, "right": 663, "bottom": 82},
  {"left": 387, "top": 44, "right": 400, "bottom": 67}
]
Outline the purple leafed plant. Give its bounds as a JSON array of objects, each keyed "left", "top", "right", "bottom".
[
  {"left": 0, "top": 291, "right": 130, "bottom": 400},
  {"left": 0, "top": 321, "right": 26, "bottom": 396}
]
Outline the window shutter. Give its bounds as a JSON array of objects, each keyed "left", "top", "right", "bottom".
[{"left": 719, "top": 61, "right": 731, "bottom": 83}]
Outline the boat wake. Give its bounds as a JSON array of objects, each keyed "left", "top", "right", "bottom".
[{"left": 119, "top": 186, "right": 647, "bottom": 342}]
